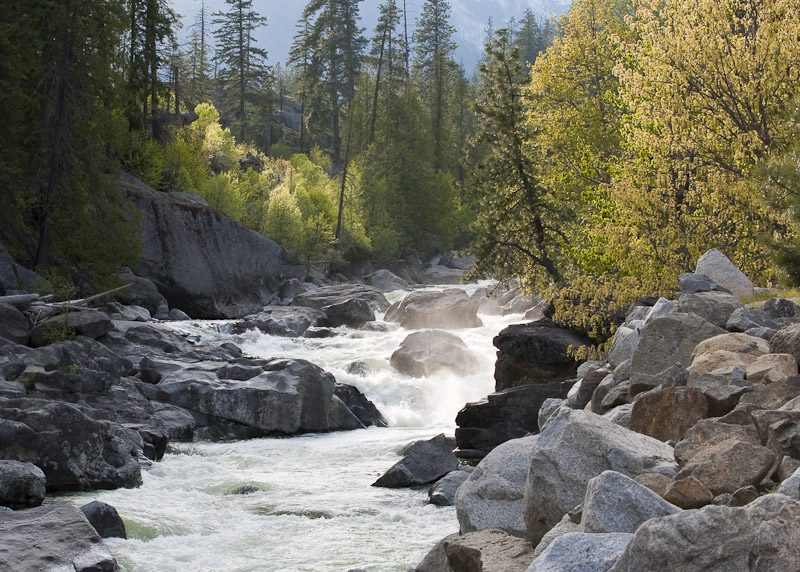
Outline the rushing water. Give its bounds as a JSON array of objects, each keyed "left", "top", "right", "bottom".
[{"left": 60, "top": 283, "right": 526, "bottom": 572}]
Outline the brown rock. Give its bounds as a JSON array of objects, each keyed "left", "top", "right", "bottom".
[
  {"left": 675, "top": 440, "right": 775, "bottom": 496},
  {"left": 443, "top": 529, "right": 535, "bottom": 572},
  {"left": 745, "top": 353, "right": 798, "bottom": 383},
  {"left": 674, "top": 418, "right": 762, "bottom": 465},
  {"left": 663, "top": 476, "right": 713, "bottom": 509},
  {"left": 629, "top": 387, "right": 708, "bottom": 443},
  {"left": 692, "top": 332, "right": 770, "bottom": 359},
  {"left": 634, "top": 473, "right": 672, "bottom": 497},
  {"left": 689, "top": 350, "right": 758, "bottom": 375}
]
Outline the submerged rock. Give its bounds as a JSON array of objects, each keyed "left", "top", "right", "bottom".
[{"left": 390, "top": 330, "right": 480, "bottom": 378}]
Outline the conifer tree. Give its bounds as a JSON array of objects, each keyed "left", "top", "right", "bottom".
[
  {"left": 213, "top": 0, "right": 271, "bottom": 143},
  {"left": 413, "top": 0, "right": 457, "bottom": 171}
]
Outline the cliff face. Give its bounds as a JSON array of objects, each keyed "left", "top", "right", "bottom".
[{"left": 121, "top": 175, "right": 284, "bottom": 319}]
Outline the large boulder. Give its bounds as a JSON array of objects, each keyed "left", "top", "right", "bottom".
[
  {"left": 29, "top": 311, "right": 113, "bottom": 347},
  {"left": 493, "top": 320, "right": 592, "bottom": 391},
  {"left": 0, "top": 461, "right": 45, "bottom": 509},
  {"left": 364, "top": 269, "right": 410, "bottom": 293},
  {"left": 0, "top": 304, "right": 29, "bottom": 346},
  {"left": 292, "top": 284, "right": 390, "bottom": 312},
  {"left": 528, "top": 532, "right": 633, "bottom": 572},
  {"left": 581, "top": 471, "right": 680, "bottom": 534},
  {"left": 455, "top": 383, "right": 569, "bottom": 460},
  {"left": 676, "top": 291, "right": 743, "bottom": 328},
  {"left": 421, "top": 265, "right": 466, "bottom": 285},
  {"left": 0, "top": 243, "right": 20, "bottom": 295},
  {"left": 121, "top": 175, "right": 283, "bottom": 319},
  {"left": 455, "top": 435, "right": 538, "bottom": 536},
  {"left": 609, "top": 494, "right": 800, "bottom": 572},
  {"left": 155, "top": 358, "right": 339, "bottom": 436},
  {"left": 229, "top": 306, "right": 329, "bottom": 337},
  {"left": 694, "top": 248, "right": 755, "bottom": 300},
  {"left": 522, "top": 409, "right": 677, "bottom": 544},
  {"left": 116, "top": 267, "right": 169, "bottom": 316},
  {"left": 384, "top": 289, "right": 482, "bottom": 330},
  {"left": 769, "top": 323, "right": 800, "bottom": 366},
  {"left": 0, "top": 399, "right": 141, "bottom": 491},
  {"left": 372, "top": 434, "right": 458, "bottom": 488},
  {"left": 726, "top": 307, "right": 781, "bottom": 333},
  {"left": 629, "top": 387, "right": 709, "bottom": 443},
  {"left": 0, "top": 503, "right": 120, "bottom": 572},
  {"left": 390, "top": 330, "right": 480, "bottom": 378},
  {"left": 630, "top": 313, "right": 726, "bottom": 378}
]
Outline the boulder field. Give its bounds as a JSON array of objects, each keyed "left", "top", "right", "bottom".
[{"left": 415, "top": 250, "right": 800, "bottom": 572}]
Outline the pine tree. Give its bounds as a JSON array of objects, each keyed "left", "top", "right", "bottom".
[
  {"left": 184, "top": 0, "right": 213, "bottom": 108},
  {"left": 413, "top": 0, "right": 458, "bottom": 171},
  {"left": 212, "top": 0, "right": 272, "bottom": 144},
  {"left": 291, "top": 0, "right": 367, "bottom": 168},
  {"left": 468, "top": 28, "right": 566, "bottom": 286},
  {"left": 515, "top": 9, "right": 542, "bottom": 67}
]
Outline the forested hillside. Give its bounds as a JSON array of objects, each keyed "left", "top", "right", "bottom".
[{"left": 1, "top": 0, "right": 799, "bottom": 347}]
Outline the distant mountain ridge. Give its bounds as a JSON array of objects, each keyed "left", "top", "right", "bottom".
[{"left": 170, "top": 0, "right": 572, "bottom": 74}]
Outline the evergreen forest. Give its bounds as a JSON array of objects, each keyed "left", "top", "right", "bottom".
[{"left": 2, "top": 0, "right": 800, "bottom": 345}]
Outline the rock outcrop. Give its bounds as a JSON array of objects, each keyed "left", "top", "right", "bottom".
[{"left": 121, "top": 175, "right": 284, "bottom": 319}]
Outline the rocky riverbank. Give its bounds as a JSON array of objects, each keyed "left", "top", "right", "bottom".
[{"left": 410, "top": 249, "right": 800, "bottom": 572}]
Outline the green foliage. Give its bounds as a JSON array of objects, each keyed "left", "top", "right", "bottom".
[
  {"left": 270, "top": 142, "right": 293, "bottom": 160},
  {"left": 261, "top": 184, "right": 303, "bottom": 255}
]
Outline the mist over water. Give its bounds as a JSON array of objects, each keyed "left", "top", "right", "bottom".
[{"left": 60, "top": 283, "right": 526, "bottom": 572}]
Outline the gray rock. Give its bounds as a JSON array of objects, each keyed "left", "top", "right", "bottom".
[
  {"left": 364, "top": 269, "right": 410, "bottom": 293},
  {"left": 0, "top": 243, "right": 20, "bottom": 295},
  {"left": 385, "top": 289, "right": 482, "bottom": 330},
  {"left": 538, "top": 398, "right": 569, "bottom": 432},
  {"left": 676, "top": 291, "right": 743, "bottom": 328},
  {"left": 569, "top": 362, "right": 613, "bottom": 409},
  {"left": 104, "top": 302, "right": 151, "bottom": 322},
  {"left": 168, "top": 308, "right": 191, "bottom": 321},
  {"left": 444, "top": 529, "right": 535, "bottom": 572},
  {"left": 643, "top": 298, "right": 677, "bottom": 323},
  {"left": 0, "top": 304, "right": 29, "bottom": 345},
  {"left": 322, "top": 298, "right": 375, "bottom": 328},
  {"left": 744, "top": 326, "right": 777, "bottom": 341},
  {"left": 122, "top": 175, "right": 283, "bottom": 319},
  {"left": 29, "top": 310, "right": 113, "bottom": 347},
  {"left": 440, "top": 252, "right": 476, "bottom": 272},
  {"left": 607, "top": 326, "right": 640, "bottom": 368},
  {"left": 532, "top": 514, "right": 582, "bottom": 559},
  {"left": 230, "top": 306, "right": 329, "bottom": 337},
  {"left": 421, "top": 265, "right": 466, "bottom": 285},
  {"left": 778, "top": 466, "right": 800, "bottom": 499},
  {"left": 677, "top": 273, "right": 732, "bottom": 295},
  {"left": 0, "top": 399, "right": 141, "bottom": 491},
  {"left": 0, "top": 503, "right": 120, "bottom": 571},
  {"left": 493, "top": 319, "right": 591, "bottom": 391},
  {"left": 455, "top": 383, "right": 569, "bottom": 460},
  {"left": 762, "top": 297, "right": 799, "bottom": 319},
  {"left": 686, "top": 372, "right": 754, "bottom": 417},
  {"left": 630, "top": 313, "right": 726, "bottom": 378},
  {"left": 609, "top": 494, "right": 800, "bottom": 572},
  {"left": 523, "top": 409, "right": 677, "bottom": 543},
  {"left": 333, "top": 384, "right": 387, "bottom": 428},
  {"left": 156, "top": 358, "right": 337, "bottom": 435},
  {"left": 726, "top": 307, "right": 781, "bottom": 333},
  {"left": 628, "top": 362, "right": 688, "bottom": 398},
  {"left": 582, "top": 471, "right": 680, "bottom": 534},
  {"left": 390, "top": 330, "right": 480, "bottom": 378},
  {"left": 501, "top": 294, "right": 541, "bottom": 316},
  {"left": 117, "top": 267, "right": 169, "bottom": 316},
  {"left": 769, "top": 323, "right": 800, "bottom": 365},
  {"left": 292, "top": 284, "right": 390, "bottom": 312},
  {"left": 80, "top": 500, "right": 127, "bottom": 539},
  {"left": 694, "top": 248, "right": 755, "bottom": 300},
  {"left": 414, "top": 532, "right": 460, "bottom": 572},
  {"left": 428, "top": 468, "right": 473, "bottom": 507},
  {"left": 373, "top": 434, "right": 458, "bottom": 488},
  {"left": 456, "top": 435, "right": 538, "bottom": 536},
  {"left": 278, "top": 277, "right": 313, "bottom": 301},
  {"left": 0, "top": 461, "right": 45, "bottom": 509},
  {"left": 528, "top": 532, "right": 633, "bottom": 572},
  {"left": 591, "top": 374, "right": 624, "bottom": 415}
]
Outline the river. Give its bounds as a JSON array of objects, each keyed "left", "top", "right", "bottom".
[{"left": 59, "top": 283, "right": 525, "bottom": 572}]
